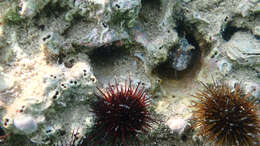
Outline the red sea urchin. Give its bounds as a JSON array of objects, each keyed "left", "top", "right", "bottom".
[
  {"left": 192, "top": 81, "right": 260, "bottom": 146},
  {"left": 88, "top": 79, "right": 154, "bottom": 146}
]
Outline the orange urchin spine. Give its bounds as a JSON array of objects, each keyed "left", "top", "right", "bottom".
[{"left": 192, "top": 81, "right": 260, "bottom": 146}]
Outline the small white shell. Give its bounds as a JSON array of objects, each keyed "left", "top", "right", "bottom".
[{"left": 14, "top": 114, "right": 37, "bottom": 134}]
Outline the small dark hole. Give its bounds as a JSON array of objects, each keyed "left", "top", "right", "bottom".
[
  {"left": 234, "top": 83, "right": 238, "bottom": 88},
  {"left": 0, "top": 126, "right": 6, "bottom": 136},
  {"left": 70, "top": 81, "right": 73, "bottom": 84},
  {"left": 83, "top": 69, "right": 87, "bottom": 72},
  {"left": 181, "top": 135, "right": 187, "bottom": 141},
  {"left": 46, "top": 129, "right": 52, "bottom": 133},
  {"left": 55, "top": 91, "right": 59, "bottom": 95},
  {"left": 224, "top": 16, "right": 229, "bottom": 22},
  {"left": 221, "top": 22, "right": 248, "bottom": 41},
  {"left": 84, "top": 73, "right": 87, "bottom": 76},
  {"left": 115, "top": 4, "right": 120, "bottom": 9},
  {"left": 74, "top": 81, "right": 77, "bottom": 84},
  {"left": 39, "top": 25, "right": 45, "bottom": 31},
  {"left": 43, "top": 34, "right": 51, "bottom": 41},
  {"left": 59, "top": 130, "right": 66, "bottom": 136},
  {"left": 64, "top": 59, "right": 75, "bottom": 68},
  {"left": 210, "top": 52, "right": 217, "bottom": 58},
  {"left": 102, "top": 23, "right": 107, "bottom": 28},
  {"left": 53, "top": 95, "right": 57, "bottom": 99}
]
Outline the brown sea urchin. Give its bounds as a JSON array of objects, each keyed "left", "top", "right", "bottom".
[
  {"left": 192, "top": 81, "right": 260, "bottom": 146},
  {"left": 88, "top": 79, "right": 154, "bottom": 146}
]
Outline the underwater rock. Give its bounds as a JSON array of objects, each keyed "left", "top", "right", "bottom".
[
  {"left": 19, "top": 0, "right": 51, "bottom": 18},
  {"left": 223, "top": 32, "right": 260, "bottom": 65},
  {"left": 166, "top": 117, "right": 188, "bottom": 135},
  {"left": 169, "top": 38, "right": 195, "bottom": 71},
  {"left": 217, "top": 58, "right": 232, "bottom": 75},
  {"left": 40, "top": 32, "right": 64, "bottom": 58},
  {"left": 13, "top": 114, "right": 37, "bottom": 134},
  {"left": 0, "top": 73, "right": 14, "bottom": 91},
  {"left": 1, "top": 0, "right": 260, "bottom": 145}
]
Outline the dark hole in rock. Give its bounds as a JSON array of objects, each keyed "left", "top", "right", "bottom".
[
  {"left": 221, "top": 22, "right": 248, "bottom": 41},
  {"left": 88, "top": 42, "right": 130, "bottom": 80},
  {"left": 40, "top": 2, "right": 68, "bottom": 18},
  {"left": 115, "top": 4, "right": 120, "bottom": 9},
  {"left": 152, "top": 47, "right": 201, "bottom": 80},
  {"left": 152, "top": 23, "right": 202, "bottom": 80},
  {"left": 58, "top": 130, "right": 66, "bottom": 136},
  {"left": 39, "top": 24, "right": 45, "bottom": 31},
  {"left": 18, "top": 6, "right": 22, "bottom": 11},
  {"left": 139, "top": 0, "right": 161, "bottom": 23},
  {"left": 53, "top": 95, "right": 57, "bottom": 99},
  {"left": 58, "top": 54, "right": 65, "bottom": 65},
  {"left": 181, "top": 134, "right": 187, "bottom": 142},
  {"left": 43, "top": 34, "right": 51, "bottom": 42},
  {"left": 141, "top": 0, "right": 161, "bottom": 6},
  {"left": 64, "top": 59, "right": 75, "bottom": 68},
  {"left": 102, "top": 23, "right": 108, "bottom": 28},
  {"left": 152, "top": 18, "right": 207, "bottom": 80},
  {"left": 210, "top": 51, "right": 218, "bottom": 59},
  {"left": 0, "top": 127, "right": 5, "bottom": 136}
]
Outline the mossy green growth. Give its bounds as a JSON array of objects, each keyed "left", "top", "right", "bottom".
[
  {"left": 3, "top": 4, "right": 23, "bottom": 24},
  {"left": 111, "top": 8, "right": 138, "bottom": 29}
]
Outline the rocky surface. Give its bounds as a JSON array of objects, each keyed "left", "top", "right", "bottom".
[{"left": 0, "top": 0, "right": 259, "bottom": 145}]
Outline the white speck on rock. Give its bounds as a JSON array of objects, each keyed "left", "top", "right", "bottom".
[{"left": 166, "top": 117, "right": 187, "bottom": 135}]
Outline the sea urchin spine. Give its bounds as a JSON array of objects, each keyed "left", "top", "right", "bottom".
[
  {"left": 88, "top": 79, "right": 154, "bottom": 146},
  {"left": 192, "top": 81, "right": 260, "bottom": 146}
]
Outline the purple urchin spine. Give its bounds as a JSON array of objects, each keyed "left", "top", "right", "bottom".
[{"left": 87, "top": 79, "right": 154, "bottom": 146}]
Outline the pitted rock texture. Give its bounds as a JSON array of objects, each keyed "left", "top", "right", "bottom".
[{"left": 0, "top": 0, "right": 260, "bottom": 145}]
